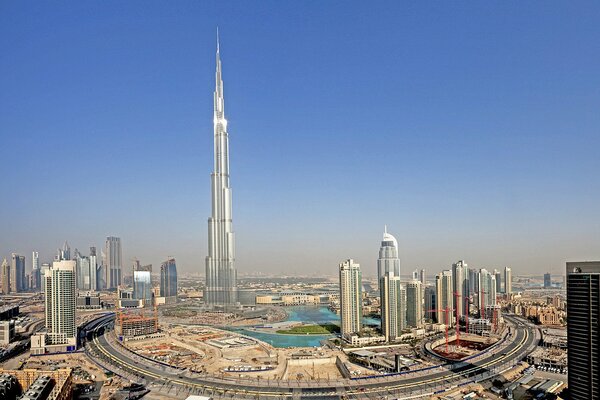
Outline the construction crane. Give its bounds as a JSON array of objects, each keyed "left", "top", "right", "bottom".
[
  {"left": 453, "top": 291, "right": 462, "bottom": 346},
  {"left": 480, "top": 289, "right": 489, "bottom": 320},
  {"left": 464, "top": 296, "right": 470, "bottom": 335}
]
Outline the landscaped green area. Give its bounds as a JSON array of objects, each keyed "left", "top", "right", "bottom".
[{"left": 276, "top": 324, "right": 340, "bottom": 335}]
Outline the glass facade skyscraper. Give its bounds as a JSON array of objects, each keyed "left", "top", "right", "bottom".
[
  {"left": 160, "top": 258, "right": 177, "bottom": 299},
  {"left": 566, "top": 261, "right": 600, "bottom": 400},
  {"left": 105, "top": 236, "right": 122, "bottom": 289}
]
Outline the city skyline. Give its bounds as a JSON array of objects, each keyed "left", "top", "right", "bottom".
[{"left": 2, "top": 2, "right": 600, "bottom": 276}]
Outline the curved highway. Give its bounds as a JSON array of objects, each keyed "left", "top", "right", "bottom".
[{"left": 85, "top": 314, "right": 537, "bottom": 399}]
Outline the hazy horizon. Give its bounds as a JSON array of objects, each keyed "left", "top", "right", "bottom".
[{"left": 2, "top": 2, "right": 599, "bottom": 277}]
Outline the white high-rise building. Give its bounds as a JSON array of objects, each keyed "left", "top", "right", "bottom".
[
  {"left": 419, "top": 268, "right": 426, "bottom": 285},
  {"left": 204, "top": 33, "right": 237, "bottom": 306},
  {"left": 32, "top": 251, "right": 40, "bottom": 291},
  {"left": 436, "top": 270, "right": 453, "bottom": 326},
  {"left": 89, "top": 247, "right": 97, "bottom": 291},
  {"left": 380, "top": 272, "right": 406, "bottom": 341},
  {"left": 406, "top": 280, "right": 423, "bottom": 328},
  {"left": 105, "top": 236, "right": 122, "bottom": 289},
  {"left": 452, "top": 260, "right": 469, "bottom": 320},
  {"left": 494, "top": 269, "right": 502, "bottom": 294},
  {"left": 32, "top": 251, "right": 39, "bottom": 272},
  {"left": 377, "top": 226, "right": 400, "bottom": 281},
  {"left": 76, "top": 253, "right": 91, "bottom": 291},
  {"left": 339, "top": 259, "right": 362, "bottom": 337},
  {"left": 504, "top": 267, "right": 512, "bottom": 295},
  {"left": 44, "top": 260, "right": 77, "bottom": 349},
  {"left": 479, "top": 269, "right": 497, "bottom": 317}
]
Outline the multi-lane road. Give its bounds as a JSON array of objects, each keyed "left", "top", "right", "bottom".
[{"left": 84, "top": 315, "right": 538, "bottom": 399}]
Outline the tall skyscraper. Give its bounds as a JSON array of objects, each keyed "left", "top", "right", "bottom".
[
  {"left": 544, "top": 272, "right": 552, "bottom": 288},
  {"left": 566, "top": 261, "right": 600, "bottom": 400},
  {"left": 419, "top": 268, "right": 426, "bottom": 285},
  {"left": 424, "top": 286, "right": 437, "bottom": 322},
  {"left": 89, "top": 247, "right": 97, "bottom": 291},
  {"left": 32, "top": 251, "right": 40, "bottom": 291},
  {"left": 204, "top": 34, "right": 237, "bottom": 306},
  {"left": 133, "top": 270, "right": 152, "bottom": 305},
  {"left": 406, "top": 280, "right": 423, "bottom": 328},
  {"left": 10, "top": 254, "right": 25, "bottom": 293},
  {"left": 468, "top": 268, "right": 479, "bottom": 297},
  {"left": 44, "top": 260, "right": 77, "bottom": 350},
  {"left": 160, "top": 258, "right": 178, "bottom": 299},
  {"left": 504, "top": 267, "right": 512, "bottom": 295},
  {"left": 377, "top": 226, "right": 400, "bottom": 281},
  {"left": 55, "top": 241, "right": 71, "bottom": 261},
  {"left": 32, "top": 251, "right": 39, "bottom": 271},
  {"left": 494, "top": 269, "right": 502, "bottom": 293},
  {"left": 435, "top": 270, "right": 453, "bottom": 326},
  {"left": 452, "top": 260, "right": 469, "bottom": 320},
  {"left": 75, "top": 251, "right": 90, "bottom": 291},
  {"left": 1, "top": 259, "right": 9, "bottom": 294},
  {"left": 339, "top": 259, "right": 362, "bottom": 337},
  {"left": 105, "top": 236, "right": 122, "bottom": 289},
  {"left": 479, "top": 269, "right": 497, "bottom": 314},
  {"left": 380, "top": 272, "right": 406, "bottom": 341}
]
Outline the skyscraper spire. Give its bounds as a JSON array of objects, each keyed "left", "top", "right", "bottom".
[{"left": 205, "top": 33, "right": 237, "bottom": 306}]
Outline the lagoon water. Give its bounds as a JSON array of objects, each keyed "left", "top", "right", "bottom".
[{"left": 230, "top": 306, "right": 380, "bottom": 348}]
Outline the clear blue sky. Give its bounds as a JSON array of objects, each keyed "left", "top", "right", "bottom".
[{"left": 1, "top": 1, "right": 599, "bottom": 277}]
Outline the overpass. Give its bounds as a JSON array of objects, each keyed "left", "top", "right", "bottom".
[{"left": 85, "top": 314, "right": 538, "bottom": 399}]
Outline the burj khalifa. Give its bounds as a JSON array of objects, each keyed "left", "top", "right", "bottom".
[{"left": 204, "top": 34, "right": 237, "bottom": 306}]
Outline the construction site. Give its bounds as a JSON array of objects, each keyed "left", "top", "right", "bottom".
[
  {"left": 114, "top": 306, "right": 160, "bottom": 341},
  {"left": 0, "top": 368, "right": 72, "bottom": 400}
]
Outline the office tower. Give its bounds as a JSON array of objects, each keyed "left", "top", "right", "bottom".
[
  {"left": 424, "top": 286, "right": 437, "bottom": 322},
  {"left": 419, "top": 268, "right": 426, "bottom": 285},
  {"left": 44, "top": 260, "right": 77, "bottom": 349},
  {"left": 32, "top": 251, "right": 40, "bottom": 291},
  {"left": 339, "top": 259, "right": 362, "bottom": 337},
  {"left": 435, "top": 270, "right": 453, "bottom": 326},
  {"left": 468, "top": 268, "right": 479, "bottom": 297},
  {"left": 160, "top": 258, "right": 178, "bottom": 298},
  {"left": 412, "top": 269, "right": 418, "bottom": 280},
  {"left": 204, "top": 35, "right": 238, "bottom": 306},
  {"left": 377, "top": 226, "right": 400, "bottom": 281},
  {"left": 32, "top": 265, "right": 41, "bottom": 291},
  {"left": 479, "top": 269, "right": 497, "bottom": 313},
  {"left": 32, "top": 251, "right": 39, "bottom": 272},
  {"left": 105, "top": 236, "right": 122, "bottom": 289},
  {"left": 544, "top": 272, "right": 552, "bottom": 288},
  {"left": 133, "top": 270, "right": 152, "bottom": 305},
  {"left": 452, "top": 260, "right": 469, "bottom": 320},
  {"left": 76, "top": 251, "right": 90, "bottom": 290},
  {"left": 504, "top": 267, "right": 512, "bottom": 295},
  {"left": 55, "top": 241, "right": 70, "bottom": 261},
  {"left": 494, "top": 269, "right": 502, "bottom": 293},
  {"left": 132, "top": 258, "right": 141, "bottom": 271},
  {"left": 10, "top": 254, "right": 25, "bottom": 293},
  {"left": 380, "top": 272, "right": 406, "bottom": 341},
  {"left": 406, "top": 280, "right": 423, "bottom": 328},
  {"left": 566, "top": 261, "right": 600, "bottom": 399},
  {"left": 1, "top": 259, "right": 9, "bottom": 294},
  {"left": 89, "top": 247, "right": 97, "bottom": 291}
]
